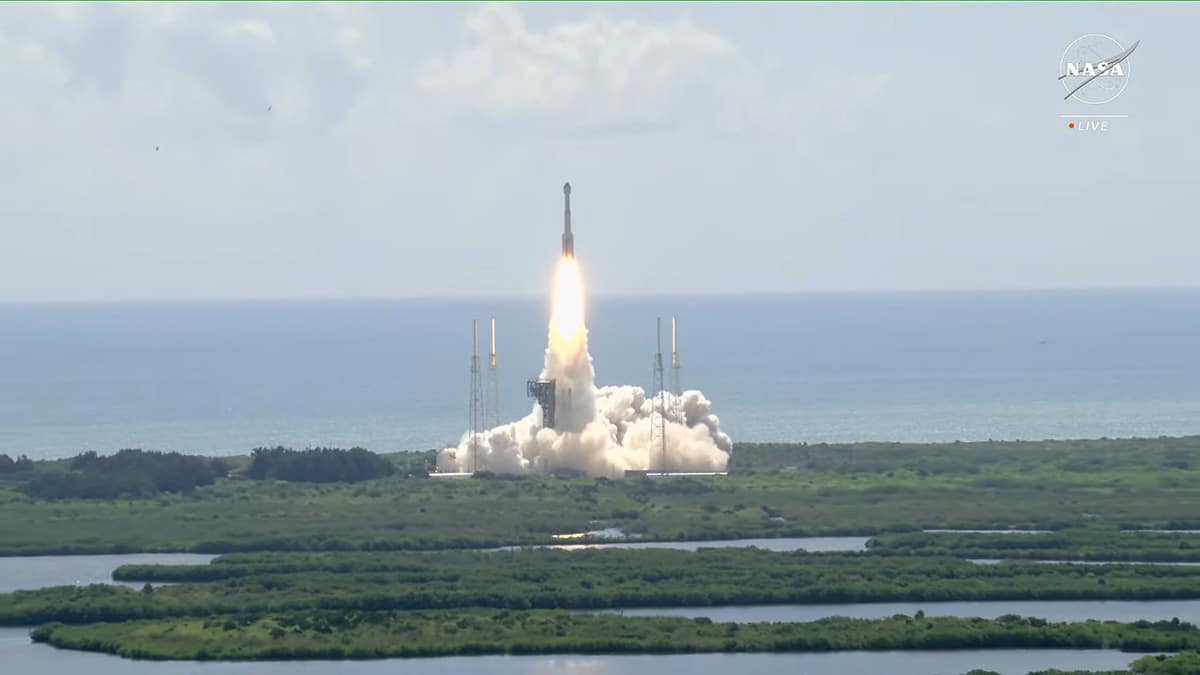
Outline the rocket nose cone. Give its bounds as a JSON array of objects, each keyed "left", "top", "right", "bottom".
[{"left": 563, "top": 182, "right": 571, "bottom": 195}]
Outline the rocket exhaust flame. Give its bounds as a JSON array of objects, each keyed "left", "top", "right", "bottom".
[
  {"left": 437, "top": 184, "right": 731, "bottom": 477},
  {"left": 551, "top": 257, "right": 585, "bottom": 343}
]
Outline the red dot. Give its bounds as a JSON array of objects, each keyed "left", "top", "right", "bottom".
[{"left": 1068, "top": 122, "right": 1075, "bottom": 129}]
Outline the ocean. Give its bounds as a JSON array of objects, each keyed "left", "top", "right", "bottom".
[{"left": 2, "top": 288, "right": 1199, "bottom": 460}]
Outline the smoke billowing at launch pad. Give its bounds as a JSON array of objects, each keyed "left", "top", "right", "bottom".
[{"left": 436, "top": 183, "right": 731, "bottom": 478}]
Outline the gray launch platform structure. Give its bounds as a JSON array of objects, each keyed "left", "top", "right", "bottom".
[{"left": 527, "top": 378, "right": 556, "bottom": 429}]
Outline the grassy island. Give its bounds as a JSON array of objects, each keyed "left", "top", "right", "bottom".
[
  {"left": 8, "top": 547, "right": 1200, "bottom": 628},
  {"left": 29, "top": 612, "right": 1200, "bottom": 661}
]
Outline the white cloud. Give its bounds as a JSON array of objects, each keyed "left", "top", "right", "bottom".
[
  {"left": 415, "top": 3, "right": 887, "bottom": 137},
  {"left": 417, "top": 3, "right": 746, "bottom": 125},
  {"left": 0, "top": 2, "right": 911, "bottom": 301},
  {"left": 308, "top": 3, "right": 376, "bottom": 72},
  {"left": 0, "top": 30, "right": 69, "bottom": 85},
  {"left": 0, "top": 3, "right": 887, "bottom": 147},
  {"left": 218, "top": 18, "right": 277, "bottom": 48}
]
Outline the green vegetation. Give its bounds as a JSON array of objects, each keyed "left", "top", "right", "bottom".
[
  {"left": 246, "top": 447, "right": 396, "bottom": 483},
  {"left": 1, "top": 437, "right": 1199, "bottom": 555},
  {"left": 0, "top": 454, "right": 35, "bottom": 475},
  {"left": 8, "top": 548, "right": 1200, "bottom": 627},
  {"left": 27, "top": 612, "right": 1200, "bottom": 660},
  {"left": 4, "top": 436, "right": 1200, "bottom": 662},
  {"left": 731, "top": 437, "right": 1200, "bottom": 481},
  {"left": 1032, "top": 652, "right": 1200, "bottom": 674},
  {"left": 1128, "top": 651, "right": 1200, "bottom": 673},
  {"left": 870, "top": 529, "right": 1200, "bottom": 562},
  {"left": 21, "top": 450, "right": 230, "bottom": 500}
]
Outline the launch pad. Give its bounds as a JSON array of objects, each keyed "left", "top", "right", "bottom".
[{"left": 436, "top": 181, "right": 731, "bottom": 477}]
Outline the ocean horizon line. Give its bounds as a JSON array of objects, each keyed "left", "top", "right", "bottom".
[{"left": 2, "top": 284, "right": 1199, "bottom": 308}]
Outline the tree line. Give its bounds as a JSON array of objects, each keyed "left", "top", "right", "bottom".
[
  {"left": 246, "top": 446, "right": 396, "bottom": 483},
  {"left": 28, "top": 611, "right": 1200, "bottom": 661},
  {"left": 5, "top": 446, "right": 401, "bottom": 501},
  {"left": 868, "top": 528, "right": 1200, "bottom": 562},
  {"left": 0, "top": 454, "right": 35, "bottom": 475},
  {"left": 22, "top": 450, "right": 230, "bottom": 500}
]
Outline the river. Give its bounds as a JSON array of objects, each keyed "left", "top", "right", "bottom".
[
  {"left": 499, "top": 536, "right": 870, "bottom": 553},
  {"left": 1, "top": 541, "right": 867, "bottom": 592},
  {"left": 598, "top": 599, "right": 1200, "bottom": 624},
  {"left": 1, "top": 547, "right": 1184, "bottom": 674},
  {"left": 0, "top": 554, "right": 216, "bottom": 593}
]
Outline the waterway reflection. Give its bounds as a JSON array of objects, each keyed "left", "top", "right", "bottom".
[
  {"left": 600, "top": 599, "right": 1200, "bottom": 624},
  {"left": 0, "top": 554, "right": 215, "bottom": 593}
]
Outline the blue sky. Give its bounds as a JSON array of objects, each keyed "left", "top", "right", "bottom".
[{"left": 1, "top": 2, "right": 1195, "bottom": 301}]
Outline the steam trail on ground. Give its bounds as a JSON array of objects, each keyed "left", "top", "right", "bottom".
[{"left": 437, "top": 258, "right": 731, "bottom": 477}]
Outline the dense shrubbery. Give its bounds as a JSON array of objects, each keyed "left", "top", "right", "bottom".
[
  {"left": 1031, "top": 651, "right": 1200, "bottom": 674},
  {"left": 28, "top": 612, "right": 1200, "bottom": 661},
  {"left": 10, "top": 548, "right": 1200, "bottom": 626},
  {"left": 869, "top": 529, "right": 1200, "bottom": 562},
  {"left": 8, "top": 437, "right": 1200, "bottom": 663},
  {"left": 22, "top": 450, "right": 229, "bottom": 500},
  {"left": 732, "top": 437, "right": 1200, "bottom": 479},
  {"left": 0, "top": 454, "right": 34, "bottom": 474},
  {"left": 3, "top": 437, "right": 1198, "bottom": 555},
  {"left": 1129, "top": 651, "right": 1200, "bottom": 673},
  {"left": 246, "top": 447, "right": 396, "bottom": 483}
]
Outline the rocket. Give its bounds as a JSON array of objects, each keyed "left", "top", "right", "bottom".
[{"left": 562, "top": 182, "right": 574, "bottom": 258}]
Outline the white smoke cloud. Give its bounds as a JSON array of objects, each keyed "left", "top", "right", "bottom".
[
  {"left": 437, "top": 261, "right": 731, "bottom": 477},
  {"left": 437, "top": 386, "right": 732, "bottom": 477}
]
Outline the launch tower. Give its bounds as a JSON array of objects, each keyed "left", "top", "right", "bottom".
[
  {"left": 468, "top": 320, "right": 483, "bottom": 473},
  {"left": 527, "top": 378, "right": 556, "bottom": 429}
]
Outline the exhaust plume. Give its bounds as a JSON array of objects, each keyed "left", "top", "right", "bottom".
[{"left": 437, "top": 257, "right": 731, "bottom": 476}]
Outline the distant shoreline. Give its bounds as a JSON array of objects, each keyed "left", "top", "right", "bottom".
[{"left": 4, "top": 284, "right": 1200, "bottom": 307}]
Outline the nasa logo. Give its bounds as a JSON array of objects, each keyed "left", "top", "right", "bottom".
[
  {"left": 1065, "top": 62, "right": 1124, "bottom": 78},
  {"left": 1059, "top": 34, "right": 1137, "bottom": 105}
]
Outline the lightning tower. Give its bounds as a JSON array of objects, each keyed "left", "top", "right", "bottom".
[
  {"left": 670, "top": 315, "right": 683, "bottom": 429},
  {"left": 671, "top": 316, "right": 682, "bottom": 396},
  {"left": 487, "top": 318, "right": 500, "bottom": 428},
  {"left": 469, "top": 320, "right": 483, "bottom": 473},
  {"left": 651, "top": 317, "right": 668, "bottom": 472}
]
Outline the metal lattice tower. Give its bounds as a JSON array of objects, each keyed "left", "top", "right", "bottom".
[
  {"left": 650, "top": 317, "right": 667, "bottom": 473},
  {"left": 469, "top": 320, "right": 484, "bottom": 473},
  {"left": 670, "top": 316, "right": 682, "bottom": 394},
  {"left": 487, "top": 318, "right": 501, "bottom": 428},
  {"left": 670, "top": 315, "right": 683, "bottom": 426}
]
